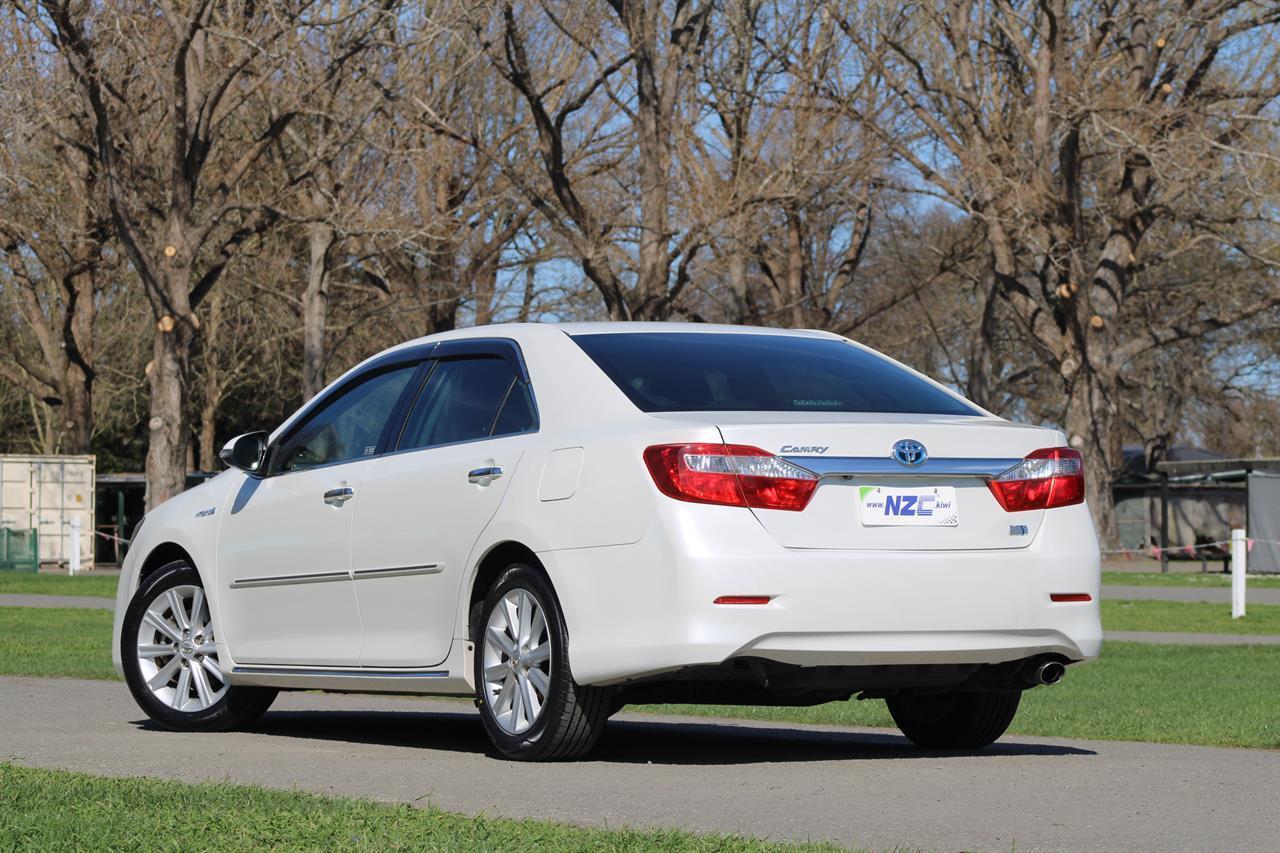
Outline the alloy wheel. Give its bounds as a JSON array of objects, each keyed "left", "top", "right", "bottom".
[
  {"left": 481, "top": 587, "right": 552, "bottom": 735},
  {"left": 134, "top": 584, "right": 227, "bottom": 712}
]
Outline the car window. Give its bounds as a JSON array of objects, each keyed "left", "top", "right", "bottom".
[
  {"left": 275, "top": 364, "right": 418, "bottom": 472},
  {"left": 572, "top": 332, "right": 978, "bottom": 416},
  {"left": 398, "top": 357, "right": 518, "bottom": 450},
  {"left": 492, "top": 380, "right": 538, "bottom": 436}
]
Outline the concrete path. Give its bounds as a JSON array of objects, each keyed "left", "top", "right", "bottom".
[
  {"left": 2, "top": 676, "right": 1276, "bottom": 852},
  {"left": 1103, "top": 584, "right": 1280, "bottom": 605},
  {"left": 1107, "top": 630, "right": 1280, "bottom": 646},
  {"left": 0, "top": 593, "right": 113, "bottom": 610}
]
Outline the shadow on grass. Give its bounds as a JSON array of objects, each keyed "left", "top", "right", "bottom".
[{"left": 132, "top": 706, "right": 1095, "bottom": 765}]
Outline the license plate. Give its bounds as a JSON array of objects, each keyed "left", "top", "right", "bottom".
[{"left": 858, "top": 486, "right": 958, "bottom": 527}]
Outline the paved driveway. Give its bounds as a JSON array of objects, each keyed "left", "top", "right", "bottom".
[
  {"left": 1103, "top": 584, "right": 1280, "bottom": 605},
  {"left": 1, "top": 676, "right": 1274, "bottom": 852}
]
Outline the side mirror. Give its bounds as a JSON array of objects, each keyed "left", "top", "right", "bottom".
[{"left": 219, "top": 431, "right": 269, "bottom": 473}]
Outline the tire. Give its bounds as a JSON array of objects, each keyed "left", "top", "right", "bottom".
[
  {"left": 473, "top": 564, "right": 610, "bottom": 761},
  {"left": 121, "top": 560, "right": 277, "bottom": 732},
  {"left": 886, "top": 689, "right": 1021, "bottom": 751}
]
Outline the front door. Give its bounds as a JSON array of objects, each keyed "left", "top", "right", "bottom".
[
  {"left": 351, "top": 355, "right": 538, "bottom": 667},
  {"left": 217, "top": 362, "right": 421, "bottom": 666}
]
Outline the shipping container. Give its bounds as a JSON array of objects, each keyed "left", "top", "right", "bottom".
[{"left": 0, "top": 454, "right": 95, "bottom": 571}]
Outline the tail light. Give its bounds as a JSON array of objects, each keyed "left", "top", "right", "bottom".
[
  {"left": 643, "top": 443, "right": 818, "bottom": 511},
  {"left": 988, "top": 447, "right": 1085, "bottom": 512}
]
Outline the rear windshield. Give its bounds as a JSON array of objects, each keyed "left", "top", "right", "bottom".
[{"left": 572, "top": 332, "right": 978, "bottom": 416}]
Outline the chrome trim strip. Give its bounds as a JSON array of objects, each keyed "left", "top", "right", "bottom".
[
  {"left": 229, "top": 570, "right": 351, "bottom": 589},
  {"left": 352, "top": 564, "right": 441, "bottom": 580},
  {"left": 232, "top": 665, "right": 449, "bottom": 678},
  {"left": 783, "top": 456, "right": 1021, "bottom": 478}
]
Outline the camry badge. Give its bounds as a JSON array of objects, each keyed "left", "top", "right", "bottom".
[{"left": 891, "top": 439, "right": 928, "bottom": 467}]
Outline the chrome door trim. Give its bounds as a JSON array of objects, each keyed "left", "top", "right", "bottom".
[
  {"left": 782, "top": 456, "right": 1021, "bottom": 478},
  {"left": 229, "top": 570, "right": 351, "bottom": 589},
  {"left": 352, "top": 564, "right": 442, "bottom": 581},
  {"left": 231, "top": 665, "right": 449, "bottom": 678}
]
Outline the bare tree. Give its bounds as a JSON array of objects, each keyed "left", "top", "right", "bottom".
[
  {"left": 837, "top": 0, "right": 1280, "bottom": 542},
  {"left": 357, "top": 2, "right": 534, "bottom": 339},
  {"left": 0, "top": 7, "right": 108, "bottom": 453},
  {"left": 27, "top": 0, "right": 391, "bottom": 506},
  {"left": 278, "top": 7, "right": 405, "bottom": 401},
  {"left": 431, "top": 1, "right": 712, "bottom": 319}
]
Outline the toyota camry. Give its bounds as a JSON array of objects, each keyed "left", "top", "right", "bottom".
[{"left": 113, "top": 323, "right": 1102, "bottom": 760}]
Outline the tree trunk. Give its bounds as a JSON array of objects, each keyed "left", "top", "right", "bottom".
[
  {"left": 29, "top": 395, "right": 56, "bottom": 455},
  {"left": 473, "top": 259, "right": 498, "bottom": 326},
  {"left": 784, "top": 203, "right": 806, "bottom": 328},
  {"left": 60, "top": 266, "right": 97, "bottom": 454},
  {"left": 1064, "top": 367, "right": 1119, "bottom": 548},
  {"left": 518, "top": 266, "right": 535, "bottom": 322},
  {"left": 145, "top": 320, "right": 192, "bottom": 509},
  {"left": 630, "top": 6, "right": 670, "bottom": 317},
  {"left": 963, "top": 280, "right": 1000, "bottom": 410},
  {"left": 301, "top": 223, "right": 335, "bottom": 401},
  {"left": 61, "top": 363, "right": 93, "bottom": 454},
  {"left": 145, "top": 241, "right": 198, "bottom": 510},
  {"left": 199, "top": 394, "right": 218, "bottom": 473},
  {"left": 197, "top": 289, "right": 224, "bottom": 471},
  {"left": 727, "top": 216, "right": 750, "bottom": 324}
]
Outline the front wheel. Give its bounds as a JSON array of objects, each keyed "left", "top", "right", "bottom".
[
  {"left": 121, "top": 561, "right": 276, "bottom": 732},
  {"left": 473, "top": 564, "right": 610, "bottom": 761},
  {"left": 886, "top": 690, "right": 1021, "bottom": 751}
]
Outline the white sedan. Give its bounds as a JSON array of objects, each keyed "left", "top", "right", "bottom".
[{"left": 113, "top": 323, "right": 1101, "bottom": 760}]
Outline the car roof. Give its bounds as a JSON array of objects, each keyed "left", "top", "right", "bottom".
[{"left": 385, "top": 322, "right": 842, "bottom": 353}]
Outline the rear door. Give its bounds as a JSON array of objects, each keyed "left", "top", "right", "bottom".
[{"left": 350, "top": 344, "right": 539, "bottom": 668}]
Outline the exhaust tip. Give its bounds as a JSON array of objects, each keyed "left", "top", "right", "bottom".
[{"left": 1035, "top": 661, "right": 1066, "bottom": 686}]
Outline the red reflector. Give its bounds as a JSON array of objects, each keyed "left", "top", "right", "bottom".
[
  {"left": 713, "top": 596, "right": 772, "bottom": 605},
  {"left": 1050, "top": 593, "right": 1092, "bottom": 603}
]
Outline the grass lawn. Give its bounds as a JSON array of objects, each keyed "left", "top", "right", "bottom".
[
  {"left": 0, "top": 572, "right": 118, "bottom": 598},
  {"left": 0, "top": 608, "right": 117, "bottom": 680},
  {"left": 0, "top": 763, "right": 840, "bottom": 852},
  {"left": 1102, "top": 570, "right": 1280, "bottom": 588},
  {"left": 3, "top": 606, "right": 1276, "bottom": 750},
  {"left": 637, "top": 642, "right": 1280, "bottom": 749},
  {"left": 1103, "top": 599, "right": 1280, "bottom": 634}
]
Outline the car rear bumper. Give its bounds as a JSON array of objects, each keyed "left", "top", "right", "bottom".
[{"left": 542, "top": 501, "right": 1102, "bottom": 686}]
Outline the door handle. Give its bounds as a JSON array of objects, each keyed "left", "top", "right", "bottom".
[
  {"left": 323, "top": 486, "right": 354, "bottom": 505},
  {"left": 468, "top": 466, "right": 503, "bottom": 485}
]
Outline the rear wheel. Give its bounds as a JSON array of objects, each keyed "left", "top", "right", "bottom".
[
  {"left": 473, "top": 564, "right": 610, "bottom": 760},
  {"left": 887, "top": 689, "right": 1021, "bottom": 750},
  {"left": 121, "top": 561, "right": 276, "bottom": 732}
]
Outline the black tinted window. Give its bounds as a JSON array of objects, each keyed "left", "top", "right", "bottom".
[
  {"left": 573, "top": 333, "right": 977, "bottom": 416},
  {"left": 492, "top": 381, "right": 538, "bottom": 436},
  {"left": 399, "top": 358, "right": 516, "bottom": 450},
  {"left": 276, "top": 364, "right": 418, "bottom": 472}
]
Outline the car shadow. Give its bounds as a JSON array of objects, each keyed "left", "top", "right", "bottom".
[{"left": 132, "top": 707, "right": 1096, "bottom": 765}]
